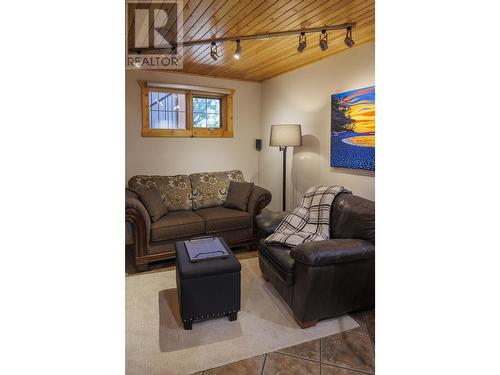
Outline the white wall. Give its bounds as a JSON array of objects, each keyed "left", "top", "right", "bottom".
[
  {"left": 126, "top": 70, "right": 262, "bottom": 184},
  {"left": 126, "top": 43, "right": 375, "bottom": 209},
  {"left": 259, "top": 43, "right": 375, "bottom": 211}
]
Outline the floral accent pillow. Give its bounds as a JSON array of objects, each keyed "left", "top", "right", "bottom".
[
  {"left": 189, "top": 170, "right": 244, "bottom": 210},
  {"left": 128, "top": 175, "right": 192, "bottom": 211}
]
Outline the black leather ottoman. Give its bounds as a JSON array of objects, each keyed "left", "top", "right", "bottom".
[{"left": 175, "top": 238, "right": 241, "bottom": 330}]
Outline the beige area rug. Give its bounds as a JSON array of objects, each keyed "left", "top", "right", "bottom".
[{"left": 126, "top": 257, "right": 358, "bottom": 375}]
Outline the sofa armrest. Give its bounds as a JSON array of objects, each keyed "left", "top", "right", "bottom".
[
  {"left": 290, "top": 239, "right": 375, "bottom": 267},
  {"left": 125, "top": 189, "right": 151, "bottom": 257},
  {"left": 247, "top": 185, "right": 272, "bottom": 217}
]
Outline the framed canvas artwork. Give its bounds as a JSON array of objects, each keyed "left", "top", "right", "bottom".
[{"left": 330, "top": 86, "right": 375, "bottom": 171}]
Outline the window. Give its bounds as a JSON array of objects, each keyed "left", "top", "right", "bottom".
[
  {"left": 149, "top": 92, "right": 186, "bottom": 129},
  {"left": 139, "top": 81, "right": 233, "bottom": 138},
  {"left": 193, "top": 97, "right": 221, "bottom": 128}
]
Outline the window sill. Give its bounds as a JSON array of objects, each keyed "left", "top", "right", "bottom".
[
  {"left": 192, "top": 128, "right": 233, "bottom": 138},
  {"left": 142, "top": 129, "right": 192, "bottom": 137},
  {"left": 141, "top": 129, "right": 234, "bottom": 138}
]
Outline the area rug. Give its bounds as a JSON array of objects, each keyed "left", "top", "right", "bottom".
[{"left": 126, "top": 257, "right": 358, "bottom": 375}]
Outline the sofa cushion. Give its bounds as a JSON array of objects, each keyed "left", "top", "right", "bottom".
[
  {"left": 150, "top": 211, "right": 205, "bottom": 242},
  {"left": 224, "top": 181, "right": 254, "bottom": 211},
  {"left": 195, "top": 207, "right": 252, "bottom": 233},
  {"left": 129, "top": 175, "right": 192, "bottom": 211},
  {"left": 258, "top": 241, "right": 294, "bottom": 285},
  {"left": 134, "top": 187, "right": 168, "bottom": 222},
  {"left": 190, "top": 170, "right": 244, "bottom": 210}
]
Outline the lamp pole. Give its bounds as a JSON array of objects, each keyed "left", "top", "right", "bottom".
[
  {"left": 270, "top": 124, "right": 302, "bottom": 213},
  {"left": 281, "top": 146, "right": 287, "bottom": 211}
]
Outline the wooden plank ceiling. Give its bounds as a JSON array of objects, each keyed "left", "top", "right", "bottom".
[{"left": 135, "top": 0, "right": 374, "bottom": 81}]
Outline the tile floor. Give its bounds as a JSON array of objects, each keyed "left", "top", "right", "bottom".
[{"left": 193, "top": 309, "right": 375, "bottom": 375}]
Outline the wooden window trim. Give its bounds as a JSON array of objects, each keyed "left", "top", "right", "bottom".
[{"left": 139, "top": 80, "right": 234, "bottom": 138}]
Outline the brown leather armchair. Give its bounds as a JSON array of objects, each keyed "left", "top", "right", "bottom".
[{"left": 258, "top": 193, "right": 374, "bottom": 328}]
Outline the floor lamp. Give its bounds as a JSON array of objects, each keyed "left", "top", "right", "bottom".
[{"left": 270, "top": 124, "right": 302, "bottom": 211}]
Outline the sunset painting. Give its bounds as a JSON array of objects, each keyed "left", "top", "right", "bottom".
[{"left": 330, "top": 86, "right": 375, "bottom": 171}]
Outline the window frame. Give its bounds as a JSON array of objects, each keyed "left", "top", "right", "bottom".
[{"left": 139, "top": 80, "right": 234, "bottom": 138}]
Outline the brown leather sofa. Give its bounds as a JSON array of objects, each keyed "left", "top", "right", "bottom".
[
  {"left": 258, "top": 193, "right": 374, "bottom": 328},
  {"left": 126, "top": 170, "right": 271, "bottom": 271}
]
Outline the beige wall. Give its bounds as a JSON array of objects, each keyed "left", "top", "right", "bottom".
[
  {"left": 126, "top": 43, "right": 375, "bottom": 209},
  {"left": 259, "top": 43, "right": 375, "bottom": 211},
  {"left": 126, "top": 70, "right": 262, "bottom": 184}
]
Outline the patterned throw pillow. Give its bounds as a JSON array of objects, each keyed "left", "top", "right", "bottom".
[
  {"left": 189, "top": 170, "right": 244, "bottom": 210},
  {"left": 128, "top": 175, "right": 192, "bottom": 211}
]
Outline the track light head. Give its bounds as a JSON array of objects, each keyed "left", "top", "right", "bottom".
[
  {"left": 210, "top": 42, "right": 219, "bottom": 61},
  {"left": 297, "top": 32, "right": 307, "bottom": 53},
  {"left": 233, "top": 40, "right": 241, "bottom": 59},
  {"left": 319, "top": 30, "right": 328, "bottom": 51},
  {"left": 344, "top": 27, "right": 355, "bottom": 48}
]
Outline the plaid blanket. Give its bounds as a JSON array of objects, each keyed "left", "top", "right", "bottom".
[{"left": 264, "top": 185, "right": 348, "bottom": 248}]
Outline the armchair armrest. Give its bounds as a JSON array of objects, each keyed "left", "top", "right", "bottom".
[
  {"left": 247, "top": 185, "right": 272, "bottom": 217},
  {"left": 290, "top": 239, "right": 375, "bottom": 267},
  {"left": 255, "top": 210, "right": 288, "bottom": 236},
  {"left": 125, "top": 189, "right": 151, "bottom": 257}
]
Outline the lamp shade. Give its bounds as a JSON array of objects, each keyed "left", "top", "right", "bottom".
[{"left": 269, "top": 124, "right": 302, "bottom": 147}]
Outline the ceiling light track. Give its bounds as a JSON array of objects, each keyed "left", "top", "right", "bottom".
[
  {"left": 297, "top": 32, "right": 307, "bottom": 53},
  {"left": 210, "top": 42, "right": 219, "bottom": 61},
  {"left": 233, "top": 39, "right": 241, "bottom": 59},
  {"left": 130, "top": 23, "right": 356, "bottom": 53},
  {"left": 319, "top": 30, "right": 328, "bottom": 51},
  {"left": 344, "top": 26, "right": 355, "bottom": 48}
]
